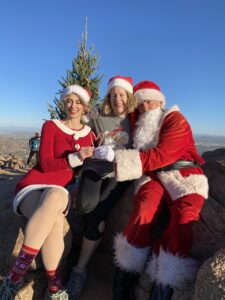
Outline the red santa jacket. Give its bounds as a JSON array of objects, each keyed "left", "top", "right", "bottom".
[
  {"left": 115, "top": 106, "right": 209, "bottom": 200},
  {"left": 15, "top": 120, "right": 95, "bottom": 194}
]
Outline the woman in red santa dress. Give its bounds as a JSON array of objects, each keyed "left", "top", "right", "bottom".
[
  {"left": 0, "top": 85, "right": 95, "bottom": 300},
  {"left": 95, "top": 80, "right": 209, "bottom": 300}
]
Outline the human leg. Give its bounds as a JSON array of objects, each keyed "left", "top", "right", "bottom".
[
  {"left": 27, "top": 150, "right": 35, "bottom": 165},
  {"left": 25, "top": 187, "right": 69, "bottom": 296},
  {"left": 0, "top": 188, "right": 69, "bottom": 299},
  {"left": 113, "top": 179, "right": 165, "bottom": 300},
  {"left": 79, "top": 180, "right": 129, "bottom": 267},
  {"left": 41, "top": 215, "right": 65, "bottom": 294},
  {"left": 67, "top": 181, "right": 129, "bottom": 299},
  {"left": 21, "top": 187, "right": 68, "bottom": 250},
  {"left": 147, "top": 193, "right": 205, "bottom": 299},
  {"left": 35, "top": 150, "right": 39, "bottom": 164},
  {"left": 0, "top": 190, "right": 43, "bottom": 299}
]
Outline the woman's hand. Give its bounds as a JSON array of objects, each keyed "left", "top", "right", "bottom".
[{"left": 79, "top": 146, "right": 94, "bottom": 161}]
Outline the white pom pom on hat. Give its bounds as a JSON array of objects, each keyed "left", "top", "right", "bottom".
[
  {"left": 61, "top": 85, "right": 92, "bottom": 104},
  {"left": 134, "top": 80, "right": 166, "bottom": 108},
  {"left": 106, "top": 75, "right": 133, "bottom": 95}
]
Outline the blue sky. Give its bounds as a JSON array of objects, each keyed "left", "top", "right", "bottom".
[{"left": 0, "top": 0, "right": 225, "bottom": 135}]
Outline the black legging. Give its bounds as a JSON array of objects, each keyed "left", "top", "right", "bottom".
[{"left": 76, "top": 170, "right": 130, "bottom": 241}]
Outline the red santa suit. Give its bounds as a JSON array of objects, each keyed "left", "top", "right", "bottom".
[
  {"left": 113, "top": 105, "right": 208, "bottom": 290},
  {"left": 13, "top": 119, "right": 95, "bottom": 215}
]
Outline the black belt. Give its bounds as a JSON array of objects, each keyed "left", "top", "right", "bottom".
[{"left": 155, "top": 160, "right": 199, "bottom": 172}]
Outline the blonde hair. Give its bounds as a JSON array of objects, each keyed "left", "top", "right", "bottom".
[{"left": 101, "top": 90, "right": 137, "bottom": 116}]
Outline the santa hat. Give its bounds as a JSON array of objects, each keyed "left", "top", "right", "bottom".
[
  {"left": 106, "top": 75, "right": 133, "bottom": 95},
  {"left": 61, "top": 85, "right": 92, "bottom": 104},
  {"left": 134, "top": 81, "right": 166, "bottom": 108}
]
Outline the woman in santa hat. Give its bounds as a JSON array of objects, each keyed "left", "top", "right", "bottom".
[
  {"left": 0, "top": 85, "right": 95, "bottom": 300},
  {"left": 66, "top": 75, "right": 137, "bottom": 299}
]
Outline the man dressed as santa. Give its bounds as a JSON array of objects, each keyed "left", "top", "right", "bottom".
[{"left": 94, "top": 80, "right": 209, "bottom": 300}]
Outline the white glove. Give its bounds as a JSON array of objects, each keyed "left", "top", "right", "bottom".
[{"left": 94, "top": 145, "right": 115, "bottom": 162}]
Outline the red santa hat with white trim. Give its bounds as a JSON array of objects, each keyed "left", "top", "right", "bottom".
[
  {"left": 134, "top": 80, "right": 166, "bottom": 108},
  {"left": 106, "top": 75, "right": 133, "bottom": 95},
  {"left": 61, "top": 84, "right": 92, "bottom": 104}
]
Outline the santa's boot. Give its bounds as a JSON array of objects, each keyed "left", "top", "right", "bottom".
[
  {"left": 113, "top": 267, "right": 139, "bottom": 300},
  {"left": 149, "top": 283, "right": 174, "bottom": 300}
]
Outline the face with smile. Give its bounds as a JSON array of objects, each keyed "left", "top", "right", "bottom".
[
  {"left": 63, "top": 93, "right": 85, "bottom": 120},
  {"left": 137, "top": 99, "right": 163, "bottom": 114},
  {"left": 110, "top": 86, "right": 128, "bottom": 117}
]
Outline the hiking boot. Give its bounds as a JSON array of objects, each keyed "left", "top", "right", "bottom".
[
  {"left": 44, "top": 289, "right": 69, "bottom": 300},
  {"left": 113, "top": 267, "right": 139, "bottom": 300},
  {"left": 0, "top": 277, "right": 23, "bottom": 300},
  {"left": 149, "top": 284, "right": 174, "bottom": 300},
  {"left": 66, "top": 267, "right": 87, "bottom": 299}
]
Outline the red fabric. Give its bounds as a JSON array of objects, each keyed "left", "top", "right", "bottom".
[
  {"left": 139, "top": 111, "right": 205, "bottom": 173},
  {"left": 121, "top": 109, "right": 206, "bottom": 260},
  {"left": 15, "top": 120, "right": 95, "bottom": 193},
  {"left": 134, "top": 80, "right": 161, "bottom": 93},
  {"left": 8, "top": 244, "right": 39, "bottom": 283},
  {"left": 124, "top": 178, "right": 165, "bottom": 247},
  {"left": 21, "top": 244, "right": 39, "bottom": 255},
  {"left": 154, "top": 193, "right": 204, "bottom": 256},
  {"left": 46, "top": 269, "right": 62, "bottom": 293},
  {"left": 124, "top": 179, "right": 204, "bottom": 256}
]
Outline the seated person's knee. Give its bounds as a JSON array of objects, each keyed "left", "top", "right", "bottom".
[{"left": 84, "top": 220, "right": 106, "bottom": 241}]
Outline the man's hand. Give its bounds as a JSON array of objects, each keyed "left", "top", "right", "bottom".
[{"left": 94, "top": 145, "right": 115, "bottom": 162}]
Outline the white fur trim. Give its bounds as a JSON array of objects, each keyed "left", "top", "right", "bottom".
[
  {"left": 146, "top": 253, "right": 158, "bottom": 282},
  {"left": 114, "top": 233, "right": 150, "bottom": 273},
  {"left": 52, "top": 120, "right": 91, "bottom": 137},
  {"left": 161, "top": 105, "right": 179, "bottom": 121},
  {"left": 107, "top": 78, "right": 133, "bottom": 94},
  {"left": 157, "top": 170, "right": 209, "bottom": 200},
  {"left": 61, "top": 85, "right": 90, "bottom": 104},
  {"left": 156, "top": 105, "right": 180, "bottom": 135},
  {"left": 68, "top": 153, "right": 83, "bottom": 168},
  {"left": 133, "top": 106, "right": 180, "bottom": 152},
  {"left": 133, "top": 108, "right": 162, "bottom": 151},
  {"left": 146, "top": 247, "right": 197, "bottom": 289},
  {"left": 13, "top": 185, "right": 69, "bottom": 216},
  {"left": 134, "top": 88, "right": 166, "bottom": 108},
  {"left": 134, "top": 175, "right": 151, "bottom": 194},
  {"left": 115, "top": 149, "right": 142, "bottom": 181}
]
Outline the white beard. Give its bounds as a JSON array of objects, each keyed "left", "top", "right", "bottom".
[{"left": 133, "top": 107, "right": 163, "bottom": 151}]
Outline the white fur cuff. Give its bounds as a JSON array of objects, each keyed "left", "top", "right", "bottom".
[
  {"left": 146, "top": 247, "right": 197, "bottom": 289},
  {"left": 115, "top": 149, "right": 142, "bottom": 181},
  {"left": 114, "top": 233, "right": 150, "bottom": 273},
  {"left": 68, "top": 153, "right": 83, "bottom": 168}
]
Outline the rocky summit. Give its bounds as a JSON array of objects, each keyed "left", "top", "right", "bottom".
[{"left": 0, "top": 148, "right": 225, "bottom": 299}]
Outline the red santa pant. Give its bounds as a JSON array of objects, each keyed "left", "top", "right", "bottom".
[{"left": 123, "top": 177, "right": 204, "bottom": 256}]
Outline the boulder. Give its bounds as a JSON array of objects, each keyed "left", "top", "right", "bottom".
[
  {"left": 202, "top": 148, "right": 225, "bottom": 208},
  {"left": 192, "top": 248, "right": 225, "bottom": 300},
  {"left": 0, "top": 154, "right": 25, "bottom": 170}
]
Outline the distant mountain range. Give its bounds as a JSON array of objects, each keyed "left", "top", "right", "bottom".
[
  {"left": 0, "top": 127, "right": 224, "bottom": 156},
  {"left": 0, "top": 125, "right": 40, "bottom": 134}
]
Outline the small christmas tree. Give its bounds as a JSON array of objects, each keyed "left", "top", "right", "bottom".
[{"left": 48, "top": 19, "right": 103, "bottom": 119}]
